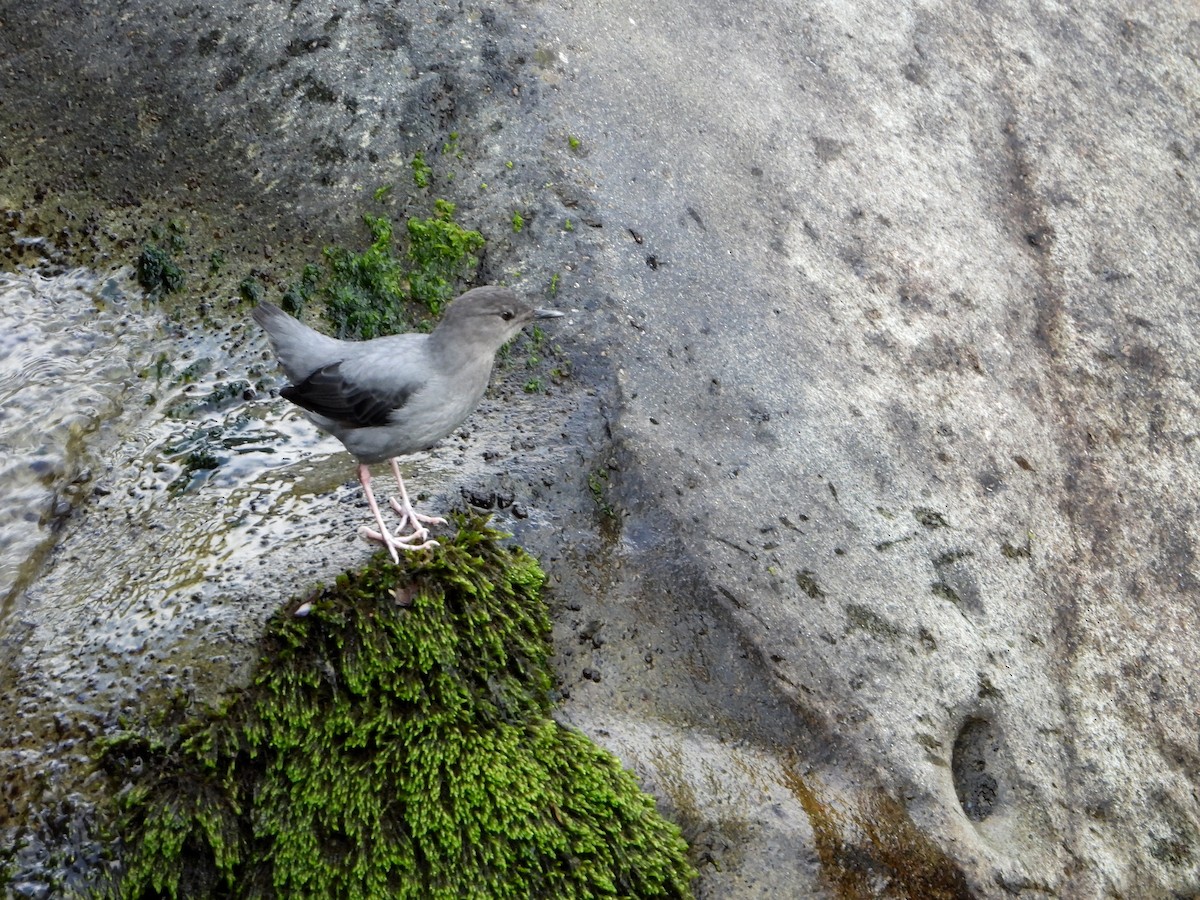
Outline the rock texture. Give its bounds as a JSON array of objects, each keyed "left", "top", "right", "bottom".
[
  {"left": 1, "top": 0, "right": 1198, "bottom": 896},
  {"left": 538, "top": 2, "right": 1200, "bottom": 895}
]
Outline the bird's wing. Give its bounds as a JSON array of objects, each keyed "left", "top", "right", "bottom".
[{"left": 281, "top": 361, "right": 417, "bottom": 428}]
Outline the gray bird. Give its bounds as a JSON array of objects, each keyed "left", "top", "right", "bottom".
[{"left": 253, "top": 285, "right": 563, "bottom": 561}]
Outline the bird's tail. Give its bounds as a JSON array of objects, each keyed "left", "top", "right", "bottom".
[{"left": 252, "top": 301, "right": 343, "bottom": 383}]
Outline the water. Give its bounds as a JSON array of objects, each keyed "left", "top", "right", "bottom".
[
  {"left": 0, "top": 265, "right": 351, "bottom": 891},
  {"left": 0, "top": 267, "right": 349, "bottom": 611},
  {"left": 0, "top": 268, "right": 155, "bottom": 605}
]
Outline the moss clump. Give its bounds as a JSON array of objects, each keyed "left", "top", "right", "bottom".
[
  {"left": 136, "top": 243, "right": 185, "bottom": 297},
  {"left": 405, "top": 198, "right": 486, "bottom": 314},
  {"left": 323, "top": 212, "right": 412, "bottom": 339},
  {"left": 315, "top": 199, "right": 485, "bottom": 339},
  {"left": 100, "top": 514, "right": 695, "bottom": 899},
  {"left": 280, "top": 263, "right": 321, "bottom": 316},
  {"left": 411, "top": 151, "right": 432, "bottom": 188},
  {"left": 238, "top": 276, "right": 263, "bottom": 305}
]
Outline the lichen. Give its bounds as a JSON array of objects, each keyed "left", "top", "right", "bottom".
[{"left": 99, "top": 514, "right": 695, "bottom": 899}]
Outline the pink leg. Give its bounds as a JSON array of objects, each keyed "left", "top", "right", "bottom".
[{"left": 356, "top": 463, "right": 436, "bottom": 559}]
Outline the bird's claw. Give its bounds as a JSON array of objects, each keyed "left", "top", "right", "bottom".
[
  {"left": 358, "top": 525, "right": 439, "bottom": 556},
  {"left": 387, "top": 495, "right": 448, "bottom": 529}
]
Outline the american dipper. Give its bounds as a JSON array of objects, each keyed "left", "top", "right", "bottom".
[{"left": 253, "top": 285, "right": 563, "bottom": 561}]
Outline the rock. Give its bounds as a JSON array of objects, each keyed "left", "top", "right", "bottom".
[{"left": 1, "top": 0, "right": 1198, "bottom": 896}]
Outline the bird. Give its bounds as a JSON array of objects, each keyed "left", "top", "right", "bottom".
[{"left": 253, "top": 285, "right": 564, "bottom": 562}]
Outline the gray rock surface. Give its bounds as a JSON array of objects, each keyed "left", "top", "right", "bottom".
[{"left": 1, "top": 0, "right": 1199, "bottom": 895}]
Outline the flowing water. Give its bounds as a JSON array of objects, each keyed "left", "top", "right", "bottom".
[
  {"left": 0, "top": 267, "right": 340, "bottom": 611},
  {"left": 0, "top": 268, "right": 146, "bottom": 606}
]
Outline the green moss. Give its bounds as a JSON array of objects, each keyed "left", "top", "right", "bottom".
[
  {"left": 238, "top": 276, "right": 263, "bottom": 305},
  {"left": 412, "top": 152, "right": 432, "bottom": 188},
  {"left": 511, "top": 211, "right": 524, "bottom": 233},
  {"left": 280, "top": 263, "right": 321, "bottom": 316},
  {"left": 319, "top": 196, "right": 487, "bottom": 338},
  {"left": 271, "top": 170, "right": 486, "bottom": 336},
  {"left": 136, "top": 244, "right": 185, "bottom": 297},
  {"left": 588, "top": 470, "right": 616, "bottom": 519},
  {"left": 323, "top": 212, "right": 412, "bottom": 339},
  {"left": 405, "top": 199, "right": 485, "bottom": 315},
  {"left": 99, "top": 514, "right": 694, "bottom": 899}
]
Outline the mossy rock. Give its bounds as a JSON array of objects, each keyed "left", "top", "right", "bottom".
[{"left": 99, "top": 513, "right": 695, "bottom": 899}]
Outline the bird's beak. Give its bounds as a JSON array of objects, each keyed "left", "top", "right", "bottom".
[{"left": 533, "top": 308, "right": 565, "bottom": 319}]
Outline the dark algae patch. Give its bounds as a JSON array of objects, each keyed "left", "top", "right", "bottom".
[
  {"left": 99, "top": 514, "right": 695, "bottom": 899},
  {"left": 135, "top": 244, "right": 186, "bottom": 298}
]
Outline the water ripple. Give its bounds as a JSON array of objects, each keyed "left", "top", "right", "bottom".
[{"left": 0, "top": 269, "right": 160, "bottom": 605}]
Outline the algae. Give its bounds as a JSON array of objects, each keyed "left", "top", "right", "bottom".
[
  {"left": 317, "top": 199, "right": 485, "bottom": 339},
  {"left": 782, "top": 761, "right": 971, "bottom": 899},
  {"left": 136, "top": 244, "right": 186, "bottom": 298},
  {"left": 99, "top": 514, "right": 695, "bottom": 899}
]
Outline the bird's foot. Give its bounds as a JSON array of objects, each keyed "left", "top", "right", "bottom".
[
  {"left": 387, "top": 495, "right": 448, "bottom": 533},
  {"left": 358, "top": 524, "right": 439, "bottom": 557}
]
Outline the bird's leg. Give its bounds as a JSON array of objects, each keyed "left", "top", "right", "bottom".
[
  {"left": 387, "top": 458, "right": 448, "bottom": 537},
  {"left": 355, "top": 464, "right": 436, "bottom": 559}
]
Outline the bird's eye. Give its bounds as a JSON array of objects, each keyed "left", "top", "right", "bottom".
[{"left": 500, "top": 309, "right": 515, "bottom": 321}]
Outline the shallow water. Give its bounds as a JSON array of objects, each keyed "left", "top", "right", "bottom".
[
  {"left": 0, "top": 269, "right": 155, "bottom": 606},
  {"left": 0, "top": 266, "right": 345, "bottom": 614},
  {"left": 0, "top": 265, "right": 357, "bottom": 891}
]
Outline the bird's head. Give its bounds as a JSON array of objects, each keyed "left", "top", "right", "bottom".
[{"left": 434, "top": 285, "right": 564, "bottom": 353}]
